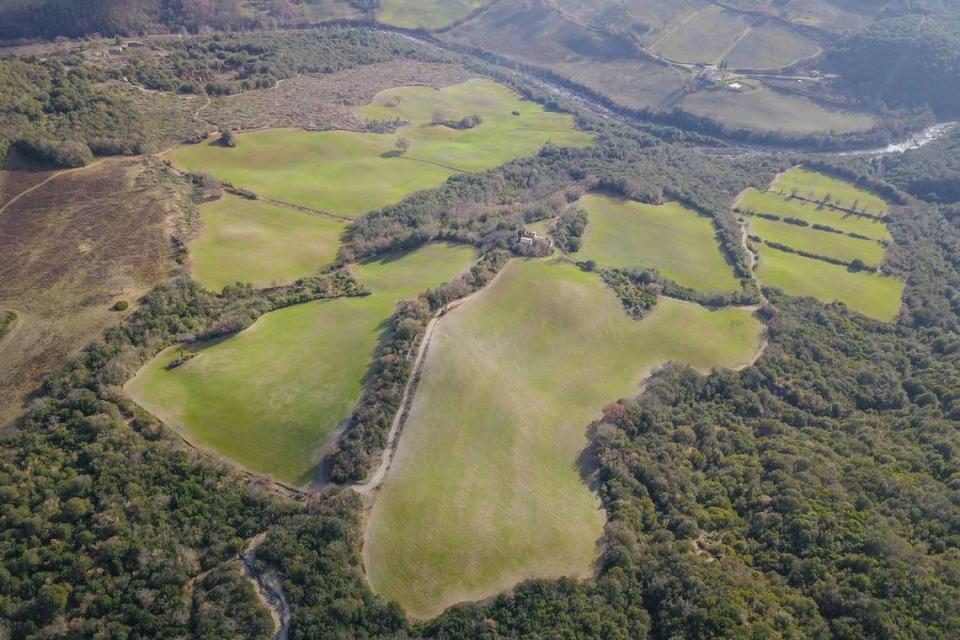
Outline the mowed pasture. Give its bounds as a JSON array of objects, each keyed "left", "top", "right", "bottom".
[
  {"left": 773, "top": 167, "right": 889, "bottom": 216},
  {"left": 379, "top": 0, "right": 484, "bottom": 28},
  {"left": 169, "top": 79, "right": 591, "bottom": 216},
  {"left": 190, "top": 194, "right": 346, "bottom": 291},
  {"left": 126, "top": 243, "right": 476, "bottom": 487},
  {"left": 365, "top": 259, "right": 764, "bottom": 618},
  {"left": 575, "top": 193, "right": 740, "bottom": 293},
  {"left": 738, "top": 189, "right": 891, "bottom": 241},
  {"left": 757, "top": 247, "right": 904, "bottom": 321},
  {"left": 747, "top": 216, "right": 886, "bottom": 267}
]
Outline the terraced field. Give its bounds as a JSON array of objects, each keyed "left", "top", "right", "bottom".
[
  {"left": 746, "top": 216, "right": 886, "bottom": 267},
  {"left": 169, "top": 79, "right": 590, "bottom": 216},
  {"left": 126, "top": 243, "right": 476, "bottom": 487},
  {"left": 738, "top": 189, "right": 891, "bottom": 241},
  {"left": 190, "top": 194, "right": 346, "bottom": 291},
  {"left": 756, "top": 246, "right": 904, "bottom": 321},
  {"left": 773, "top": 167, "right": 889, "bottom": 216},
  {"left": 575, "top": 193, "right": 740, "bottom": 293},
  {"left": 365, "top": 259, "right": 764, "bottom": 618},
  {"left": 743, "top": 167, "right": 903, "bottom": 321}
]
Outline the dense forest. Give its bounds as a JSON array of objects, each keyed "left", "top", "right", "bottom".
[{"left": 828, "top": 15, "right": 960, "bottom": 116}]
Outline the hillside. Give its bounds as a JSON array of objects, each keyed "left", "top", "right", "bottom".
[{"left": 0, "top": 11, "right": 959, "bottom": 640}]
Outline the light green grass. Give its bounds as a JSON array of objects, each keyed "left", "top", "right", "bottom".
[
  {"left": 169, "top": 79, "right": 591, "bottom": 217},
  {"left": 757, "top": 246, "right": 904, "bottom": 321},
  {"left": 747, "top": 216, "right": 886, "bottom": 266},
  {"left": 738, "top": 189, "right": 891, "bottom": 241},
  {"left": 125, "top": 243, "right": 476, "bottom": 487},
  {"left": 773, "top": 166, "right": 889, "bottom": 215},
  {"left": 365, "top": 259, "right": 764, "bottom": 618},
  {"left": 379, "top": 0, "right": 484, "bottom": 29},
  {"left": 525, "top": 218, "right": 554, "bottom": 236},
  {"left": 575, "top": 193, "right": 740, "bottom": 293},
  {"left": 190, "top": 194, "right": 346, "bottom": 291}
]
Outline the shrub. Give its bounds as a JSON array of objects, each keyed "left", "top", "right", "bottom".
[
  {"left": 14, "top": 138, "right": 93, "bottom": 168},
  {"left": 112, "top": 300, "right": 130, "bottom": 311}
]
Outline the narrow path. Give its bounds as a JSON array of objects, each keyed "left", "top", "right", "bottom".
[
  {"left": 240, "top": 533, "right": 290, "bottom": 640},
  {"left": 0, "top": 159, "right": 107, "bottom": 217},
  {"left": 354, "top": 274, "right": 500, "bottom": 495}
]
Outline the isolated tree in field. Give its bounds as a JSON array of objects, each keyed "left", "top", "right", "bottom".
[
  {"left": 395, "top": 138, "right": 410, "bottom": 153},
  {"left": 218, "top": 128, "right": 237, "bottom": 148}
]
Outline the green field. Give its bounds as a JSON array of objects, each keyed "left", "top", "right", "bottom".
[
  {"left": 747, "top": 215, "right": 886, "bottom": 266},
  {"left": 378, "top": 0, "right": 484, "bottom": 29},
  {"left": 169, "top": 79, "right": 591, "bottom": 217},
  {"left": 575, "top": 193, "right": 740, "bottom": 293},
  {"left": 772, "top": 167, "right": 889, "bottom": 215},
  {"left": 190, "top": 194, "right": 346, "bottom": 291},
  {"left": 125, "top": 243, "right": 475, "bottom": 487},
  {"left": 738, "top": 189, "right": 891, "bottom": 241},
  {"left": 365, "top": 259, "right": 764, "bottom": 618},
  {"left": 757, "top": 246, "right": 904, "bottom": 321}
]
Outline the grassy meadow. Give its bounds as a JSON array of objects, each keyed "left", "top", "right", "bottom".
[
  {"left": 747, "top": 215, "right": 886, "bottom": 267},
  {"left": 773, "top": 167, "right": 889, "bottom": 215},
  {"left": 125, "top": 243, "right": 475, "bottom": 487},
  {"left": 365, "top": 259, "right": 764, "bottom": 618},
  {"left": 757, "top": 246, "right": 904, "bottom": 321},
  {"left": 169, "top": 79, "right": 591, "bottom": 216},
  {"left": 190, "top": 194, "right": 346, "bottom": 291},
  {"left": 738, "top": 189, "right": 891, "bottom": 241},
  {"left": 378, "top": 0, "right": 484, "bottom": 29},
  {"left": 575, "top": 193, "right": 741, "bottom": 293}
]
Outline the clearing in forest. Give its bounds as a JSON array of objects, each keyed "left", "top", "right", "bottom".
[
  {"left": 746, "top": 215, "right": 886, "bottom": 267},
  {"left": 190, "top": 194, "right": 346, "bottom": 291},
  {"left": 738, "top": 188, "right": 891, "bottom": 241},
  {"left": 772, "top": 167, "right": 889, "bottom": 216},
  {"left": 125, "top": 243, "right": 476, "bottom": 487},
  {"left": 168, "top": 79, "right": 591, "bottom": 216},
  {"left": 756, "top": 246, "right": 904, "bottom": 321},
  {"left": 575, "top": 193, "right": 741, "bottom": 293},
  {"left": 378, "top": 0, "right": 485, "bottom": 29},
  {"left": 365, "top": 259, "right": 764, "bottom": 619},
  {"left": 741, "top": 167, "right": 903, "bottom": 321}
]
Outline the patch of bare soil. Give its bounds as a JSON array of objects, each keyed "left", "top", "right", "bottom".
[
  {"left": 0, "top": 158, "right": 182, "bottom": 427},
  {"left": 202, "top": 60, "right": 477, "bottom": 132}
]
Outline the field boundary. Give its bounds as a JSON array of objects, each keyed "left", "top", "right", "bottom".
[{"left": 354, "top": 269, "right": 504, "bottom": 496}]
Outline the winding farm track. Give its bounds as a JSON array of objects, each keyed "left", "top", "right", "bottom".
[
  {"left": 0, "top": 159, "right": 107, "bottom": 217},
  {"left": 354, "top": 273, "right": 502, "bottom": 495}
]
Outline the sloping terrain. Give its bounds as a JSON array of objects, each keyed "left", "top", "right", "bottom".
[
  {"left": 366, "top": 259, "right": 764, "bottom": 618},
  {"left": 0, "top": 158, "right": 178, "bottom": 427}
]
